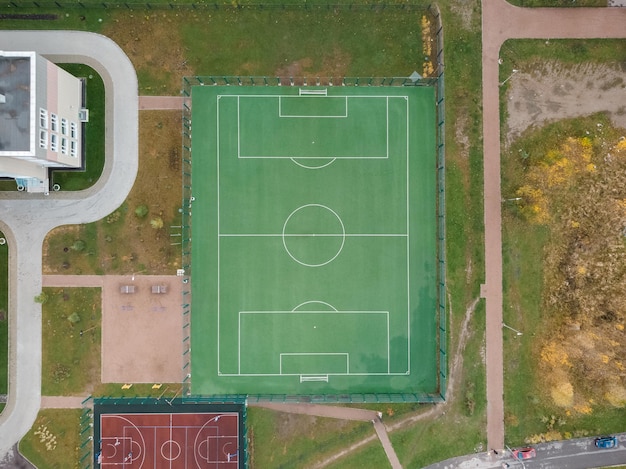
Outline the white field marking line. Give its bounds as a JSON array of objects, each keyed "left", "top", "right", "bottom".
[
  {"left": 216, "top": 95, "right": 220, "bottom": 373},
  {"left": 290, "top": 157, "right": 336, "bottom": 170},
  {"left": 386, "top": 96, "right": 389, "bottom": 159},
  {"left": 219, "top": 233, "right": 408, "bottom": 237},
  {"left": 405, "top": 95, "right": 411, "bottom": 373},
  {"left": 238, "top": 313, "right": 241, "bottom": 374},
  {"left": 240, "top": 310, "right": 389, "bottom": 314},
  {"left": 237, "top": 96, "right": 240, "bottom": 159},
  {"left": 292, "top": 300, "right": 338, "bottom": 312},
  {"left": 218, "top": 94, "right": 405, "bottom": 99},
  {"left": 169, "top": 413, "right": 173, "bottom": 469},
  {"left": 221, "top": 372, "right": 408, "bottom": 377},
  {"left": 238, "top": 156, "right": 388, "bottom": 159},
  {"left": 388, "top": 313, "right": 390, "bottom": 374},
  {"left": 278, "top": 95, "right": 348, "bottom": 118}
]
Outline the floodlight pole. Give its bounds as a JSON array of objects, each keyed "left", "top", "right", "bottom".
[
  {"left": 499, "top": 69, "right": 519, "bottom": 86},
  {"left": 502, "top": 323, "right": 523, "bottom": 336}
]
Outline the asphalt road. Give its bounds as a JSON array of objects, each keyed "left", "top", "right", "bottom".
[
  {"left": 425, "top": 433, "right": 626, "bottom": 469},
  {"left": 0, "top": 30, "right": 138, "bottom": 460}
]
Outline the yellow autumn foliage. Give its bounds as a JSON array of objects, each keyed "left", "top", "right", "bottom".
[
  {"left": 541, "top": 341, "right": 572, "bottom": 367},
  {"left": 420, "top": 16, "right": 434, "bottom": 77},
  {"left": 551, "top": 381, "right": 574, "bottom": 407},
  {"left": 604, "top": 381, "right": 626, "bottom": 408},
  {"left": 573, "top": 404, "right": 593, "bottom": 415},
  {"left": 614, "top": 138, "right": 626, "bottom": 152}
]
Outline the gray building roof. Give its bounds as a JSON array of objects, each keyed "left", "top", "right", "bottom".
[{"left": 0, "top": 55, "right": 31, "bottom": 152}]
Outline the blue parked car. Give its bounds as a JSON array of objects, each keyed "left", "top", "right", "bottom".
[{"left": 594, "top": 436, "right": 618, "bottom": 449}]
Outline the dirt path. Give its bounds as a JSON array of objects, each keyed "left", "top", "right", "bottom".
[
  {"left": 40, "top": 396, "right": 87, "bottom": 409},
  {"left": 138, "top": 96, "right": 184, "bottom": 110},
  {"left": 481, "top": 0, "right": 626, "bottom": 452},
  {"left": 268, "top": 295, "right": 481, "bottom": 468},
  {"left": 252, "top": 403, "right": 401, "bottom": 469}
]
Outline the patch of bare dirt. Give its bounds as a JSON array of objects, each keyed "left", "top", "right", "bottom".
[
  {"left": 274, "top": 49, "right": 352, "bottom": 84},
  {"left": 505, "top": 61, "right": 626, "bottom": 146},
  {"left": 449, "top": 0, "right": 480, "bottom": 30},
  {"left": 102, "top": 12, "right": 192, "bottom": 94}
]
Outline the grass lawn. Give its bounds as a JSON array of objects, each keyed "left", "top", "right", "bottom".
[
  {"left": 19, "top": 409, "right": 82, "bottom": 469},
  {"left": 247, "top": 407, "right": 374, "bottom": 468},
  {"left": 50, "top": 64, "right": 106, "bottom": 191},
  {"left": 326, "top": 440, "right": 391, "bottom": 469},
  {"left": 41, "top": 288, "right": 101, "bottom": 395},
  {"left": 43, "top": 111, "right": 182, "bottom": 276},
  {"left": 0, "top": 232, "right": 7, "bottom": 396},
  {"left": 502, "top": 116, "right": 626, "bottom": 444}
]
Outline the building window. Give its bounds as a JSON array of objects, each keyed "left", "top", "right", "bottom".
[
  {"left": 39, "top": 108, "right": 48, "bottom": 129},
  {"left": 70, "top": 140, "right": 77, "bottom": 158},
  {"left": 61, "top": 137, "right": 68, "bottom": 155},
  {"left": 70, "top": 122, "right": 77, "bottom": 139},
  {"left": 50, "top": 114, "right": 58, "bottom": 132},
  {"left": 39, "top": 130, "right": 48, "bottom": 149},
  {"left": 61, "top": 118, "right": 68, "bottom": 136},
  {"left": 50, "top": 133, "right": 58, "bottom": 152}
]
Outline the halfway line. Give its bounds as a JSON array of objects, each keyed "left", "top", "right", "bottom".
[{"left": 218, "top": 233, "right": 408, "bottom": 237}]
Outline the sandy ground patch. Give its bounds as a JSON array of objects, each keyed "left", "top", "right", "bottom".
[
  {"left": 101, "top": 275, "right": 183, "bottom": 383},
  {"left": 505, "top": 61, "right": 626, "bottom": 145}
]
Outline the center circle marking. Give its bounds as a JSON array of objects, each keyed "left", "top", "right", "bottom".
[
  {"left": 282, "top": 204, "right": 345, "bottom": 267},
  {"left": 161, "top": 440, "right": 181, "bottom": 461}
]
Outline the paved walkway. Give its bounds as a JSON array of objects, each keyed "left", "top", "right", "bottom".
[
  {"left": 481, "top": 0, "right": 626, "bottom": 452},
  {"left": 40, "top": 396, "right": 87, "bottom": 409},
  {"left": 252, "top": 402, "right": 402, "bottom": 469},
  {"left": 0, "top": 31, "right": 138, "bottom": 460},
  {"left": 138, "top": 95, "right": 184, "bottom": 110}
]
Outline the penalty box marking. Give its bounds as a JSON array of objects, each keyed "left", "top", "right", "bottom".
[
  {"left": 230, "top": 311, "right": 398, "bottom": 377},
  {"left": 215, "top": 94, "right": 407, "bottom": 159}
]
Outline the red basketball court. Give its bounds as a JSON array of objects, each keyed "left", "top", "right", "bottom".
[{"left": 97, "top": 412, "right": 239, "bottom": 468}]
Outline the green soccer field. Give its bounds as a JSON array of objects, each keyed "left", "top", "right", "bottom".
[{"left": 190, "top": 85, "right": 439, "bottom": 398}]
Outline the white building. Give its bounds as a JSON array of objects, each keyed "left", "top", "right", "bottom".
[{"left": 0, "top": 51, "right": 87, "bottom": 193}]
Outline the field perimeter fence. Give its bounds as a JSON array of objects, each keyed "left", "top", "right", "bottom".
[
  {"left": 432, "top": 2, "right": 446, "bottom": 401},
  {"left": 2, "top": 0, "right": 434, "bottom": 11},
  {"left": 178, "top": 3, "right": 446, "bottom": 403}
]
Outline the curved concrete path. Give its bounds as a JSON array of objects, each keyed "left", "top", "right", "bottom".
[
  {"left": 0, "top": 30, "right": 138, "bottom": 459},
  {"left": 481, "top": 0, "right": 626, "bottom": 452}
]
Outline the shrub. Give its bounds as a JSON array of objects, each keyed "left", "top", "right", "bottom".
[
  {"left": 150, "top": 217, "right": 164, "bottom": 230},
  {"left": 135, "top": 205, "right": 149, "bottom": 218},
  {"left": 67, "top": 312, "right": 80, "bottom": 324}
]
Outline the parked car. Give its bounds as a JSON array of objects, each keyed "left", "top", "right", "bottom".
[
  {"left": 595, "top": 436, "right": 618, "bottom": 449},
  {"left": 512, "top": 447, "right": 536, "bottom": 460}
]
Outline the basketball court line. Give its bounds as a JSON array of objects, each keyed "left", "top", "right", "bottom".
[
  {"left": 100, "top": 413, "right": 240, "bottom": 468},
  {"left": 215, "top": 90, "right": 412, "bottom": 381}
]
